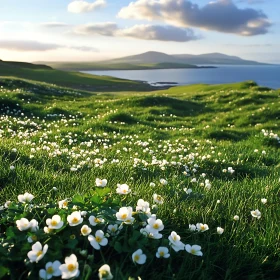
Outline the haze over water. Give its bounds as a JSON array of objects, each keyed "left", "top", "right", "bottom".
[{"left": 83, "top": 65, "right": 280, "bottom": 89}]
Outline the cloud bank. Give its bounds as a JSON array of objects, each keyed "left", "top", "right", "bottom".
[
  {"left": 118, "top": 0, "right": 271, "bottom": 36},
  {"left": 68, "top": 0, "right": 106, "bottom": 14},
  {"left": 0, "top": 40, "right": 98, "bottom": 52},
  {"left": 74, "top": 22, "right": 199, "bottom": 42}
]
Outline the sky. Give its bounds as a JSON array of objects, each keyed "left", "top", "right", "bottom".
[{"left": 0, "top": 0, "right": 279, "bottom": 63}]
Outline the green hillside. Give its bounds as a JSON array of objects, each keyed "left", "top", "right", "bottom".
[
  {"left": 41, "top": 61, "right": 199, "bottom": 71},
  {"left": 0, "top": 60, "right": 152, "bottom": 91},
  {"left": 0, "top": 78, "right": 279, "bottom": 279}
]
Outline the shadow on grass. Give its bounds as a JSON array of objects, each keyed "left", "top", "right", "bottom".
[{"left": 135, "top": 96, "right": 212, "bottom": 117}]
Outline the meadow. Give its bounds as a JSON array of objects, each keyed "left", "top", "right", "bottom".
[{"left": 0, "top": 77, "right": 279, "bottom": 280}]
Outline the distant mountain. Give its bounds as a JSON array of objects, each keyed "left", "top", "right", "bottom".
[
  {"left": 35, "top": 51, "right": 269, "bottom": 71},
  {"left": 106, "top": 51, "right": 180, "bottom": 64},
  {"left": 106, "top": 51, "right": 267, "bottom": 66}
]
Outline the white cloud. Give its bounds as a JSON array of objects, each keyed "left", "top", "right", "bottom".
[
  {"left": 0, "top": 40, "right": 98, "bottom": 52},
  {"left": 73, "top": 22, "right": 200, "bottom": 42},
  {"left": 74, "top": 22, "right": 118, "bottom": 36},
  {"left": 68, "top": 0, "right": 106, "bottom": 14},
  {"left": 40, "top": 22, "right": 70, "bottom": 28},
  {"left": 119, "top": 24, "right": 199, "bottom": 42},
  {"left": 118, "top": 0, "right": 271, "bottom": 36}
]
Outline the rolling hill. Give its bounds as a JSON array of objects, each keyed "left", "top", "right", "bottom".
[
  {"left": 38, "top": 51, "right": 268, "bottom": 71},
  {"left": 0, "top": 60, "right": 153, "bottom": 92}
]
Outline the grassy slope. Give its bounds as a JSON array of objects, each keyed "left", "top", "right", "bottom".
[
  {"left": 0, "top": 61, "right": 152, "bottom": 91},
  {"left": 0, "top": 78, "right": 280, "bottom": 279},
  {"left": 41, "top": 61, "right": 199, "bottom": 71}
]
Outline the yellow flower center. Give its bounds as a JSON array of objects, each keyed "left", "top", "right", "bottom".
[
  {"left": 159, "top": 251, "right": 165, "bottom": 257},
  {"left": 191, "top": 249, "right": 196, "bottom": 254},
  {"left": 82, "top": 228, "right": 88, "bottom": 234},
  {"left": 67, "top": 264, "right": 76, "bottom": 272},
  {"left": 157, "top": 196, "right": 162, "bottom": 201},
  {"left": 96, "top": 236, "right": 102, "bottom": 243},
  {"left": 100, "top": 270, "right": 109, "bottom": 277},
  {"left": 36, "top": 250, "right": 43, "bottom": 257},
  {"left": 72, "top": 217, "right": 79, "bottom": 224},
  {"left": 111, "top": 228, "right": 116, "bottom": 232},
  {"left": 94, "top": 218, "right": 100, "bottom": 223},
  {"left": 134, "top": 255, "right": 140, "bottom": 262},
  {"left": 121, "top": 213, "right": 127, "bottom": 219},
  {"left": 173, "top": 236, "right": 177, "bottom": 241},
  {"left": 123, "top": 189, "right": 127, "bottom": 193},
  {"left": 51, "top": 220, "right": 58, "bottom": 226},
  {"left": 46, "top": 267, "right": 54, "bottom": 274},
  {"left": 201, "top": 225, "right": 205, "bottom": 230},
  {"left": 31, "top": 235, "right": 37, "bottom": 241},
  {"left": 153, "top": 223, "right": 159, "bottom": 229},
  {"left": 63, "top": 201, "right": 68, "bottom": 207}
]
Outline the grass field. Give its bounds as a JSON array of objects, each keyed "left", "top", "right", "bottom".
[
  {"left": 0, "top": 61, "right": 153, "bottom": 92},
  {"left": 0, "top": 77, "right": 279, "bottom": 280}
]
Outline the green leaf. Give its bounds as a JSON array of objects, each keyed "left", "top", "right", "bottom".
[
  {"left": 0, "top": 266, "right": 9, "bottom": 278},
  {"left": 72, "top": 195, "right": 85, "bottom": 205},
  {"left": 6, "top": 226, "right": 16, "bottom": 239},
  {"left": 95, "top": 187, "right": 111, "bottom": 197},
  {"left": 90, "top": 195, "right": 102, "bottom": 205},
  {"left": 113, "top": 241, "right": 123, "bottom": 253}
]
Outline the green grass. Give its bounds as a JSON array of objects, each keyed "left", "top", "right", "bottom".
[
  {"left": 0, "top": 61, "right": 153, "bottom": 92},
  {"left": 0, "top": 78, "right": 280, "bottom": 279}
]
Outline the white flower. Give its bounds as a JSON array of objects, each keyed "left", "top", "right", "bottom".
[
  {"left": 160, "top": 178, "right": 168, "bottom": 185},
  {"left": 168, "top": 231, "right": 185, "bottom": 252},
  {"left": 27, "top": 235, "right": 37, "bottom": 243},
  {"left": 88, "top": 215, "right": 105, "bottom": 226},
  {"left": 184, "top": 188, "right": 192, "bottom": 194},
  {"left": 146, "top": 217, "right": 164, "bottom": 233},
  {"left": 10, "top": 165, "right": 15, "bottom": 170},
  {"left": 27, "top": 241, "right": 48, "bottom": 263},
  {"left": 67, "top": 211, "right": 83, "bottom": 226},
  {"left": 153, "top": 193, "right": 164, "bottom": 204},
  {"left": 39, "top": 261, "right": 62, "bottom": 279},
  {"left": 132, "top": 249, "right": 147, "bottom": 264},
  {"left": 196, "top": 223, "right": 209, "bottom": 232},
  {"left": 233, "top": 215, "right": 240, "bottom": 221},
  {"left": 107, "top": 224, "right": 122, "bottom": 236},
  {"left": 228, "top": 167, "right": 235, "bottom": 174},
  {"left": 185, "top": 244, "right": 203, "bottom": 256},
  {"left": 116, "top": 206, "right": 135, "bottom": 224},
  {"left": 58, "top": 199, "right": 68, "bottom": 209},
  {"left": 156, "top": 247, "right": 170, "bottom": 258},
  {"left": 98, "top": 264, "right": 113, "bottom": 280},
  {"left": 18, "top": 192, "right": 34, "bottom": 203},
  {"left": 96, "top": 178, "right": 107, "bottom": 188},
  {"left": 59, "top": 254, "right": 80, "bottom": 279},
  {"left": 136, "top": 199, "right": 151, "bottom": 216},
  {"left": 149, "top": 182, "right": 155, "bottom": 187},
  {"left": 88, "top": 230, "right": 108, "bottom": 250},
  {"left": 46, "top": 215, "right": 64, "bottom": 230},
  {"left": 217, "top": 227, "right": 224, "bottom": 235},
  {"left": 205, "top": 180, "right": 211, "bottom": 190},
  {"left": 81, "top": 225, "right": 92, "bottom": 236},
  {"left": 189, "top": 224, "right": 196, "bottom": 231},
  {"left": 116, "top": 184, "right": 131, "bottom": 195},
  {"left": 30, "top": 219, "right": 39, "bottom": 232},
  {"left": 251, "top": 209, "right": 261, "bottom": 219},
  {"left": 261, "top": 198, "right": 267, "bottom": 204},
  {"left": 4, "top": 201, "right": 11, "bottom": 208},
  {"left": 16, "top": 218, "right": 30, "bottom": 231}
]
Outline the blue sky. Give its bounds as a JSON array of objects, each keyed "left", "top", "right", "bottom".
[{"left": 0, "top": 0, "right": 279, "bottom": 63}]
